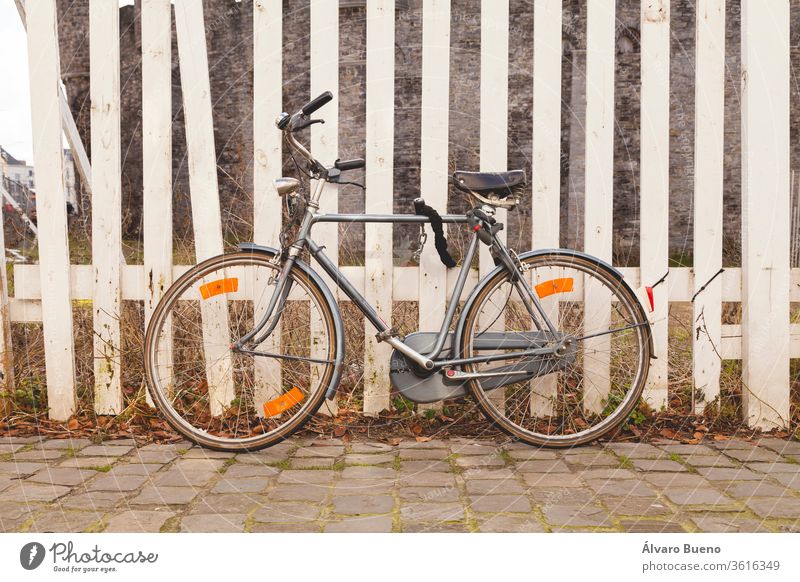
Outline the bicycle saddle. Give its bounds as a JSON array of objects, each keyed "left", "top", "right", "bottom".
[{"left": 452, "top": 170, "right": 526, "bottom": 199}]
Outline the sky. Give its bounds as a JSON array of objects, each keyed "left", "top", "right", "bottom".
[{"left": 0, "top": 0, "right": 135, "bottom": 164}]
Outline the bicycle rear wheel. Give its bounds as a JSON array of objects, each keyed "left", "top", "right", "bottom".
[
  {"left": 459, "top": 252, "right": 651, "bottom": 447},
  {"left": 144, "top": 251, "right": 338, "bottom": 451}
]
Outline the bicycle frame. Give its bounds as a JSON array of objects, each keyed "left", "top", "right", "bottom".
[{"left": 233, "top": 178, "right": 563, "bottom": 373}]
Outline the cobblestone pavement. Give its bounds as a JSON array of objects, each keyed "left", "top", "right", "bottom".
[{"left": 1, "top": 435, "right": 799, "bottom": 533}]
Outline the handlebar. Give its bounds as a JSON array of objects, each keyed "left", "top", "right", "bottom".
[{"left": 301, "top": 91, "right": 333, "bottom": 116}]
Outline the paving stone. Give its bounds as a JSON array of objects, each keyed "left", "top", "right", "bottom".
[
  {"left": 477, "top": 515, "right": 546, "bottom": 532},
  {"left": 79, "top": 445, "right": 134, "bottom": 457},
  {"left": 399, "top": 503, "right": 465, "bottom": 522},
  {"left": 349, "top": 442, "right": 396, "bottom": 454},
  {"left": 696, "top": 467, "right": 762, "bottom": 481},
  {"left": 291, "top": 458, "right": 338, "bottom": 469},
  {"left": 172, "top": 458, "right": 226, "bottom": 471},
  {"left": 506, "top": 448, "right": 559, "bottom": 460},
  {"left": 601, "top": 497, "right": 672, "bottom": 517},
  {"left": 57, "top": 457, "right": 117, "bottom": 469},
  {"left": 87, "top": 475, "right": 149, "bottom": 492},
  {"left": 103, "top": 510, "right": 174, "bottom": 533},
  {"left": 0, "top": 462, "right": 48, "bottom": 476},
  {"left": 0, "top": 444, "right": 25, "bottom": 454},
  {"left": 631, "top": 459, "right": 687, "bottom": 472},
  {"left": 250, "top": 522, "right": 320, "bottom": 532},
  {"left": 770, "top": 473, "right": 800, "bottom": 489},
  {"left": 399, "top": 486, "right": 460, "bottom": 502},
  {"left": 605, "top": 443, "right": 665, "bottom": 458},
  {"left": 521, "top": 473, "right": 584, "bottom": 488},
  {"left": 401, "top": 460, "right": 452, "bottom": 472},
  {"left": 0, "top": 475, "right": 14, "bottom": 492},
  {"left": 466, "top": 479, "right": 525, "bottom": 495},
  {"left": 299, "top": 438, "right": 344, "bottom": 447},
  {"left": 131, "top": 450, "right": 178, "bottom": 464},
  {"left": 190, "top": 493, "right": 265, "bottom": 514},
  {"left": 341, "top": 466, "right": 395, "bottom": 480},
  {"left": 562, "top": 452, "right": 620, "bottom": 466},
  {"left": 585, "top": 479, "right": 656, "bottom": 498},
  {"left": 325, "top": 515, "right": 393, "bottom": 532},
  {"left": 662, "top": 488, "right": 734, "bottom": 506},
  {"left": 180, "top": 448, "right": 236, "bottom": 459},
  {"left": 530, "top": 488, "right": 596, "bottom": 505},
  {"left": 294, "top": 446, "right": 345, "bottom": 459},
  {"left": 757, "top": 439, "right": 800, "bottom": 455},
  {"left": 679, "top": 455, "right": 736, "bottom": 468},
  {"left": 722, "top": 481, "right": 788, "bottom": 498},
  {"left": 398, "top": 472, "right": 455, "bottom": 487},
  {"left": 462, "top": 468, "right": 515, "bottom": 480},
  {"left": 269, "top": 484, "right": 329, "bottom": 503},
  {"left": 710, "top": 439, "right": 756, "bottom": 450},
  {"left": 27, "top": 510, "right": 101, "bottom": 533},
  {"left": 723, "top": 448, "right": 785, "bottom": 463},
  {"left": 402, "top": 522, "right": 470, "bottom": 532},
  {"left": 691, "top": 514, "right": 772, "bottom": 533},
  {"left": 253, "top": 502, "right": 320, "bottom": 523},
  {"left": 453, "top": 456, "right": 505, "bottom": 469},
  {"left": 107, "top": 464, "right": 164, "bottom": 477},
  {"left": 399, "top": 449, "right": 449, "bottom": 460},
  {"left": 542, "top": 504, "right": 612, "bottom": 527},
  {"left": 26, "top": 468, "right": 94, "bottom": 487},
  {"left": 642, "top": 473, "right": 712, "bottom": 488},
  {"left": 398, "top": 440, "right": 449, "bottom": 450},
  {"left": 181, "top": 513, "right": 246, "bottom": 533},
  {"left": 222, "top": 464, "right": 280, "bottom": 479},
  {"left": 13, "top": 449, "right": 65, "bottom": 461},
  {"left": 277, "top": 470, "right": 335, "bottom": 485},
  {"left": 213, "top": 478, "right": 270, "bottom": 494},
  {"left": 0, "top": 436, "right": 40, "bottom": 445},
  {"left": 235, "top": 450, "right": 292, "bottom": 464},
  {"left": 345, "top": 454, "right": 395, "bottom": 465},
  {"left": 333, "top": 495, "right": 394, "bottom": 515},
  {"left": 744, "top": 497, "right": 800, "bottom": 519},
  {"left": 515, "top": 459, "right": 571, "bottom": 473},
  {"left": 105, "top": 438, "right": 137, "bottom": 446},
  {"left": 748, "top": 462, "right": 799, "bottom": 473},
  {"left": 131, "top": 486, "right": 199, "bottom": 505},
  {"left": 470, "top": 494, "right": 531, "bottom": 513},
  {"left": 0, "top": 483, "right": 71, "bottom": 502},
  {"left": 60, "top": 491, "right": 127, "bottom": 510},
  {"left": 578, "top": 468, "right": 638, "bottom": 480},
  {"left": 449, "top": 443, "right": 498, "bottom": 456},
  {"left": 152, "top": 469, "right": 218, "bottom": 487},
  {"left": 335, "top": 479, "right": 396, "bottom": 495},
  {"left": 658, "top": 444, "right": 717, "bottom": 455},
  {"left": 620, "top": 519, "right": 687, "bottom": 533}
]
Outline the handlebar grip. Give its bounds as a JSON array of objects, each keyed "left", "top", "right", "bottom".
[
  {"left": 302, "top": 91, "right": 333, "bottom": 115},
  {"left": 334, "top": 158, "right": 365, "bottom": 171}
]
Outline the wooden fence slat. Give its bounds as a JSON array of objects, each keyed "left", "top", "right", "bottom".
[
  {"left": 25, "top": 0, "right": 76, "bottom": 421},
  {"left": 741, "top": 0, "right": 790, "bottom": 428},
  {"left": 90, "top": 0, "right": 123, "bottom": 414},
  {"left": 582, "top": 0, "right": 615, "bottom": 414},
  {"left": 142, "top": 0, "right": 173, "bottom": 407},
  {"left": 529, "top": 0, "right": 562, "bottom": 416},
  {"left": 175, "top": 1, "right": 235, "bottom": 416},
  {"left": 418, "top": 0, "right": 451, "bottom": 414},
  {"left": 0, "top": 203, "right": 14, "bottom": 395},
  {"left": 692, "top": 0, "right": 725, "bottom": 413},
  {"left": 363, "top": 0, "right": 395, "bottom": 416},
  {"left": 310, "top": 0, "right": 340, "bottom": 416},
  {"left": 252, "top": 0, "right": 284, "bottom": 413},
  {"left": 640, "top": 0, "right": 670, "bottom": 409}
]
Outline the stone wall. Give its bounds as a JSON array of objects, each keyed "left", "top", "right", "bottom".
[{"left": 54, "top": 0, "right": 800, "bottom": 266}]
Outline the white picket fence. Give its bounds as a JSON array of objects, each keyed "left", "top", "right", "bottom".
[{"left": 0, "top": 0, "right": 794, "bottom": 430}]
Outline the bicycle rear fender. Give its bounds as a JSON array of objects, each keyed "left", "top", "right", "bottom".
[
  {"left": 453, "top": 248, "right": 655, "bottom": 359},
  {"left": 238, "top": 243, "right": 345, "bottom": 399}
]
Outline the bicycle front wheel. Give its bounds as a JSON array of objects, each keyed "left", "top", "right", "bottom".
[
  {"left": 459, "top": 252, "right": 651, "bottom": 447},
  {"left": 144, "top": 251, "right": 338, "bottom": 451}
]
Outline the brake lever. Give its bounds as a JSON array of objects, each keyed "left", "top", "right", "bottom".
[{"left": 292, "top": 118, "right": 325, "bottom": 132}]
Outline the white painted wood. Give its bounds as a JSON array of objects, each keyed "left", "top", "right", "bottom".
[
  {"left": 582, "top": 0, "right": 614, "bottom": 415},
  {"left": 175, "top": 0, "right": 235, "bottom": 416},
  {"left": 692, "top": 0, "right": 725, "bottom": 413},
  {"left": 529, "top": 0, "right": 562, "bottom": 417},
  {"left": 253, "top": 0, "right": 284, "bottom": 413},
  {"left": 417, "top": 0, "right": 451, "bottom": 414},
  {"left": 0, "top": 203, "right": 14, "bottom": 394},
  {"left": 310, "top": 0, "right": 340, "bottom": 416},
  {"left": 741, "top": 0, "right": 790, "bottom": 429},
  {"left": 640, "top": 0, "right": 670, "bottom": 409},
  {"left": 363, "top": 0, "right": 395, "bottom": 416},
  {"left": 25, "top": 0, "right": 76, "bottom": 421},
  {"left": 141, "top": 0, "right": 173, "bottom": 407}
]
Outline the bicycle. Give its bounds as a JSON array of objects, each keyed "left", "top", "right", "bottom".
[{"left": 144, "top": 91, "right": 655, "bottom": 451}]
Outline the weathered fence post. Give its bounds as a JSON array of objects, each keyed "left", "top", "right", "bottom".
[
  {"left": 25, "top": 0, "right": 76, "bottom": 421},
  {"left": 363, "top": 0, "right": 395, "bottom": 416},
  {"left": 741, "top": 0, "right": 790, "bottom": 429},
  {"left": 692, "top": 0, "right": 725, "bottom": 412},
  {"left": 0, "top": 203, "right": 14, "bottom": 405}
]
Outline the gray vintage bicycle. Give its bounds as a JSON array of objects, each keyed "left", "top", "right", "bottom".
[{"left": 144, "top": 91, "right": 654, "bottom": 451}]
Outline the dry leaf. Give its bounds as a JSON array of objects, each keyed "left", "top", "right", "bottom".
[
  {"left": 659, "top": 428, "right": 677, "bottom": 439},
  {"left": 67, "top": 418, "right": 79, "bottom": 430},
  {"left": 415, "top": 436, "right": 431, "bottom": 442},
  {"left": 333, "top": 425, "right": 346, "bottom": 437},
  {"left": 410, "top": 423, "right": 423, "bottom": 435},
  {"left": 693, "top": 431, "right": 704, "bottom": 440},
  {"left": 387, "top": 437, "right": 402, "bottom": 446},
  {"left": 713, "top": 434, "right": 729, "bottom": 441}
]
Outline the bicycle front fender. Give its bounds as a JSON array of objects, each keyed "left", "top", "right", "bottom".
[
  {"left": 238, "top": 243, "right": 345, "bottom": 399},
  {"left": 452, "top": 248, "right": 654, "bottom": 359}
]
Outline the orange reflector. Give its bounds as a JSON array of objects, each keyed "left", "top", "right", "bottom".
[
  {"left": 263, "top": 387, "right": 305, "bottom": 418},
  {"left": 535, "top": 277, "right": 574, "bottom": 299},
  {"left": 199, "top": 278, "right": 238, "bottom": 300}
]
